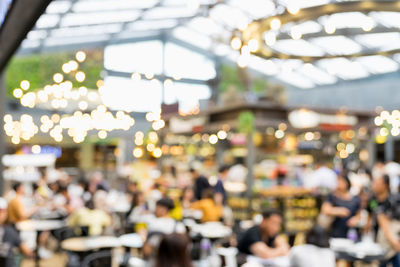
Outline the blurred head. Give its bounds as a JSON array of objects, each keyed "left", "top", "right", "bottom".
[
  {"left": 155, "top": 197, "right": 174, "bottom": 218},
  {"left": 337, "top": 175, "right": 351, "bottom": 192},
  {"left": 260, "top": 210, "right": 283, "bottom": 237},
  {"left": 306, "top": 225, "right": 330, "bottom": 248},
  {"left": 219, "top": 165, "right": 230, "bottom": 179},
  {"left": 155, "top": 233, "right": 193, "bottom": 267},
  {"left": 372, "top": 175, "right": 390, "bottom": 195},
  {"left": 189, "top": 168, "right": 198, "bottom": 178},
  {"left": 12, "top": 183, "right": 24, "bottom": 195},
  {"left": 0, "top": 198, "right": 8, "bottom": 224},
  {"left": 181, "top": 187, "right": 194, "bottom": 202},
  {"left": 128, "top": 181, "right": 138, "bottom": 193},
  {"left": 132, "top": 191, "right": 145, "bottom": 208},
  {"left": 201, "top": 188, "right": 214, "bottom": 200}
]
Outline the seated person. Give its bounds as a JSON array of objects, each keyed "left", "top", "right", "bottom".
[
  {"left": 67, "top": 197, "right": 112, "bottom": 236},
  {"left": 290, "top": 226, "right": 335, "bottom": 267},
  {"left": 237, "top": 210, "right": 289, "bottom": 259},
  {"left": 191, "top": 188, "right": 223, "bottom": 223},
  {"left": 142, "top": 197, "right": 185, "bottom": 257},
  {"left": 8, "top": 183, "right": 38, "bottom": 224},
  {"left": 0, "top": 198, "right": 33, "bottom": 267}
]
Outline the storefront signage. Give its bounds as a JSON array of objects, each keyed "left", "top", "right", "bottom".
[
  {"left": 169, "top": 116, "right": 207, "bottom": 133},
  {"left": 289, "top": 109, "right": 358, "bottom": 130}
]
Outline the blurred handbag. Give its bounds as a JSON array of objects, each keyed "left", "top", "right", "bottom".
[
  {"left": 316, "top": 213, "right": 334, "bottom": 229},
  {"left": 377, "top": 220, "right": 400, "bottom": 260}
]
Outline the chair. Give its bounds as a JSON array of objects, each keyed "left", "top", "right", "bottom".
[
  {"left": 81, "top": 250, "right": 112, "bottom": 267},
  {"left": 217, "top": 247, "right": 238, "bottom": 267}
]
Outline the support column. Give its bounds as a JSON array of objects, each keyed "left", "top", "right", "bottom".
[
  {"left": 0, "top": 72, "right": 5, "bottom": 194},
  {"left": 246, "top": 131, "right": 255, "bottom": 217},
  {"left": 385, "top": 135, "right": 394, "bottom": 162},
  {"left": 79, "top": 142, "right": 94, "bottom": 171}
]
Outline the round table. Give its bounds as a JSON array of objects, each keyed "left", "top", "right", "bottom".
[
  {"left": 191, "top": 222, "right": 232, "bottom": 240},
  {"left": 16, "top": 219, "right": 66, "bottom": 232},
  {"left": 61, "top": 236, "right": 121, "bottom": 252},
  {"left": 119, "top": 233, "right": 143, "bottom": 249},
  {"left": 17, "top": 220, "right": 66, "bottom": 267},
  {"left": 330, "top": 238, "right": 385, "bottom": 264}
]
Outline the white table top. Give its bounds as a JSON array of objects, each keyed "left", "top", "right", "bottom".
[
  {"left": 119, "top": 233, "right": 143, "bottom": 248},
  {"left": 191, "top": 222, "right": 232, "bottom": 239},
  {"left": 61, "top": 236, "right": 121, "bottom": 252},
  {"left": 330, "top": 238, "right": 385, "bottom": 258},
  {"left": 16, "top": 219, "right": 66, "bottom": 232}
]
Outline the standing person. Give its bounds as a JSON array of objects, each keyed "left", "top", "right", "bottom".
[
  {"left": 290, "top": 226, "right": 335, "bottom": 267},
  {"left": 237, "top": 210, "right": 289, "bottom": 259},
  {"left": 191, "top": 188, "right": 223, "bottom": 223},
  {"left": 214, "top": 165, "right": 229, "bottom": 205},
  {"left": 190, "top": 168, "right": 211, "bottom": 201},
  {"left": 154, "top": 233, "right": 193, "bottom": 267},
  {"left": 0, "top": 198, "right": 33, "bottom": 266},
  {"left": 365, "top": 175, "right": 390, "bottom": 239},
  {"left": 7, "top": 183, "right": 38, "bottom": 224},
  {"left": 321, "top": 175, "right": 361, "bottom": 238},
  {"left": 376, "top": 193, "right": 400, "bottom": 267}
]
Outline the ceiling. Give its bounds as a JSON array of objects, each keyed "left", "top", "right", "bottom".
[{"left": 16, "top": 0, "right": 400, "bottom": 89}]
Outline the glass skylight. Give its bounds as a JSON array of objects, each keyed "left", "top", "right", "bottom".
[
  {"left": 272, "top": 39, "right": 325, "bottom": 57},
  {"left": 318, "top": 58, "right": 370, "bottom": 80},
  {"left": 61, "top": 11, "right": 141, "bottom": 27},
  {"left": 311, "top": 36, "right": 362, "bottom": 55},
  {"left": 356, "top": 55, "right": 399, "bottom": 75}
]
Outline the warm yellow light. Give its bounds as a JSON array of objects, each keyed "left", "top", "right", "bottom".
[
  {"left": 76, "top": 51, "right": 86, "bottom": 62},
  {"left": 147, "top": 143, "right": 155, "bottom": 152},
  {"left": 32, "top": 145, "right": 41, "bottom": 154},
  {"left": 304, "top": 132, "right": 314, "bottom": 141},
  {"left": 248, "top": 39, "right": 259, "bottom": 52},
  {"left": 75, "top": 71, "right": 86, "bottom": 82},
  {"left": 164, "top": 79, "right": 173, "bottom": 88},
  {"left": 336, "top": 142, "right": 346, "bottom": 151},
  {"left": 98, "top": 130, "right": 107, "bottom": 139},
  {"left": 145, "top": 72, "right": 154, "bottom": 79},
  {"left": 51, "top": 114, "right": 60, "bottom": 123},
  {"left": 275, "top": 130, "right": 285, "bottom": 139},
  {"left": 133, "top": 147, "right": 144, "bottom": 158},
  {"left": 131, "top": 72, "right": 141, "bottom": 81},
  {"left": 264, "top": 31, "right": 276, "bottom": 46},
  {"left": 153, "top": 147, "right": 162, "bottom": 158},
  {"left": 20, "top": 80, "right": 30, "bottom": 90},
  {"left": 62, "top": 63, "right": 71, "bottom": 74},
  {"left": 53, "top": 73, "right": 64, "bottom": 83},
  {"left": 374, "top": 116, "right": 383, "bottom": 126},
  {"left": 68, "top": 60, "right": 79, "bottom": 72},
  {"left": 237, "top": 55, "right": 248, "bottom": 68},
  {"left": 135, "top": 131, "right": 144, "bottom": 139},
  {"left": 287, "top": 5, "right": 300, "bottom": 15},
  {"left": 148, "top": 131, "right": 159, "bottom": 143},
  {"left": 4, "top": 114, "right": 12, "bottom": 123},
  {"left": 209, "top": 134, "right": 218, "bottom": 144},
  {"left": 231, "top": 37, "right": 242, "bottom": 50},
  {"left": 290, "top": 27, "right": 302, "bottom": 40},
  {"left": 217, "top": 130, "right": 227, "bottom": 140},
  {"left": 79, "top": 101, "right": 88, "bottom": 110},
  {"left": 96, "top": 80, "right": 104, "bottom": 88},
  {"left": 324, "top": 23, "right": 336, "bottom": 34},
  {"left": 13, "top": 88, "right": 23, "bottom": 98},
  {"left": 339, "top": 150, "right": 349, "bottom": 159},
  {"left": 270, "top": 18, "right": 281, "bottom": 30},
  {"left": 380, "top": 127, "right": 389, "bottom": 137}
]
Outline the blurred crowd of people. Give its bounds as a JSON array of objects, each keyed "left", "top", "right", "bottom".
[{"left": 0, "top": 160, "right": 399, "bottom": 267}]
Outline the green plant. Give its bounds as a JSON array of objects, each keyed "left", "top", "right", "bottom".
[
  {"left": 6, "top": 50, "right": 103, "bottom": 97},
  {"left": 218, "top": 65, "right": 245, "bottom": 93},
  {"left": 238, "top": 111, "right": 255, "bottom": 134}
]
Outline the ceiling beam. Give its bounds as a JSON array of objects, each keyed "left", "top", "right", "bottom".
[{"left": 0, "top": 0, "right": 52, "bottom": 72}]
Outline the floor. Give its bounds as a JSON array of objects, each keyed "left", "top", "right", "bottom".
[{"left": 20, "top": 253, "right": 68, "bottom": 267}]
